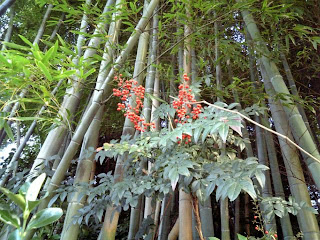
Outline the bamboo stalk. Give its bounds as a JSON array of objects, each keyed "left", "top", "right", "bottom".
[
  {"left": 260, "top": 64, "right": 320, "bottom": 239},
  {"left": 238, "top": 1, "right": 320, "bottom": 189},
  {"left": 60, "top": 3, "right": 121, "bottom": 238},
  {"left": 168, "top": 218, "right": 179, "bottom": 240},
  {"left": 261, "top": 117, "right": 295, "bottom": 240},
  {"left": 1, "top": 4, "right": 14, "bottom": 51},
  {"left": 157, "top": 194, "right": 172, "bottom": 240},
  {"left": 220, "top": 198, "right": 231, "bottom": 240}
]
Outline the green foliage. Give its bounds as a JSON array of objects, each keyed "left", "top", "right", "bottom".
[{"left": 0, "top": 173, "right": 63, "bottom": 239}]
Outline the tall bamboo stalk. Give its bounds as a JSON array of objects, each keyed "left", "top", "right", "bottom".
[
  {"left": 260, "top": 64, "right": 320, "bottom": 239},
  {"left": 234, "top": 197, "right": 240, "bottom": 240},
  {"left": 60, "top": 3, "right": 122, "bottom": 239},
  {"left": 238, "top": 2, "right": 320, "bottom": 189},
  {"left": 33, "top": 4, "right": 53, "bottom": 45},
  {"left": 0, "top": 0, "right": 15, "bottom": 17},
  {"left": 179, "top": 2, "right": 193, "bottom": 239},
  {"left": 254, "top": 116, "right": 277, "bottom": 231},
  {"left": 1, "top": 4, "right": 14, "bottom": 51},
  {"left": 220, "top": 198, "right": 230, "bottom": 240},
  {"left": 157, "top": 194, "right": 172, "bottom": 240},
  {"left": 168, "top": 218, "right": 179, "bottom": 240},
  {"left": 261, "top": 117, "right": 295, "bottom": 240},
  {"left": 245, "top": 35, "right": 294, "bottom": 237}
]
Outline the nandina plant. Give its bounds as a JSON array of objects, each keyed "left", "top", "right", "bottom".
[{"left": 97, "top": 73, "right": 268, "bottom": 206}]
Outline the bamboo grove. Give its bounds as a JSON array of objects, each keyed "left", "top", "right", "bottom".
[{"left": 0, "top": 0, "right": 320, "bottom": 239}]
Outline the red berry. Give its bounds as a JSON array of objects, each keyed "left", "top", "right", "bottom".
[
  {"left": 274, "top": 234, "right": 278, "bottom": 238},
  {"left": 265, "top": 231, "right": 268, "bottom": 234}
]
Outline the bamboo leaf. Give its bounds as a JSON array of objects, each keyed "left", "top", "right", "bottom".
[
  {"left": 18, "top": 35, "right": 33, "bottom": 47},
  {"left": 3, "top": 121, "right": 14, "bottom": 141},
  {"left": 36, "top": 60, "right": 52, "bottom": 81}
]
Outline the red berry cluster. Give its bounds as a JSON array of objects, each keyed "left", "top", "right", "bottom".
[
  {"left": 113, "top": 75, "right": 155, "bottom": 132},
  {"left": 176, "top": 134, "right": 192, "bottom": 145},
  {"left": 173, "top": 74, "right": 202, "bottom": 122},
  {"left": 172, "top": 74, "right": 202, "bottom": 145}
]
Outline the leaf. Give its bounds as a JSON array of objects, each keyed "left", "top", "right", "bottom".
[
  {"left": 2, "top": 42, "right": 30, "bottom": 51},
  {"left": 193, "top": 127, "right": 202, "bottom": 143},
  {"left": 0, "top": 53, "right": 11, "bottom": 67},
  {"left": 83, "top": 68, "right": 96, "bottom": 79},
  {"left": 168, "top": 168, "right": 179, "bottom": 191},
  {"left": 218, "top": 124, "right": 229, "bottom": 143},
  {"left": 26, "top": 173, "right": 46, "bottom": 202},
  {"left": 0, "top": 187, "right": 26, "bottom": 210},
  {"left": 237, "top": 234, "right": 248, "bottom": 240},
  {"left": 0, "top": 208, "right": 20, "bottom": 228},
  {"left": 208, "top": 237, "right": 220, "bottom": 240},
  {"left": 230, "top": 125, "right": 242, "bottom": 136},
  {"left": 26, "top": 208, "right": 63, "bottom": 230},
  {"left": 227, "top": 182, "right": 242, "bottom": 201},
  {"left": 3, "top": 121, "right": 14, "bottom": 141},
  {"left": 206, "top": 182, "right": 216, "bottom": 199},
  {"left": 36, "top": 60, "right": 52, "bottom": 81},
  {"left": 240, "top": 179, "right": 256, "bottom": 199},
  {"left": 19, "top": 35, "right": 33, "bottom": 47},
  {"left": 8, "top": 229, "right": 21, "bottom": 240},
  {"left": 255, "top": 170, "right": 266, "bottom": 188}
]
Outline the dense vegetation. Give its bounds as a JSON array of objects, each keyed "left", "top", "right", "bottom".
[{"left": 0, "top": 0, "right": 320, "bottom": 239}]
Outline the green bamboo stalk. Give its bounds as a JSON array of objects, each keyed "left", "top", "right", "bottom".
[
  {"left": 0, "top": 0, "right": 15, "bottom": 17},
  {"left": 280, "top": 52, "right": 319, "bottom": 146},
  {"left": 60, "top": 3, "right": 121, "bottom": 238},
  {"left": 33, "top": 4, "right": 53, "bottom": 45},
  {"left": 234, "top": 197, "right": 240, "bottom": 240},
  {"left": 128, "top": 195, "right": 143, "bottom": 240},
  {"left": 254, "top": 116, "right": 276, "bottom": 231},
  {"left": 179, "top": 3, "right": 193, "bottom": 239},
  {"left": 245, "top": 37, "right": 294, "bottom": 238},
  {"left": 179, "top": 190, "right": 193, "bottom": 239},
  {"left": 220, "top": 198, "right": 230, "bottom": 240},
  {"left": 1, "top": 4, "right": 14, "bottom": 51},
  {"left": 43, "top": 12, "right": 65, "bottom": 52},
  {"left": 260, "top": 64, "right": 320, "bottom": 239},
  {"left": 238, "top": 2, "right": 320, "bottom": 189},
  {"left": 261, "top": 117, "right": 295, "bottom": 240}
]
